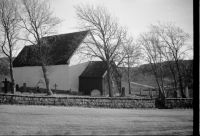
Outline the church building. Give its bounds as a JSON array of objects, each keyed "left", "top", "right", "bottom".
[{"left": 13, "top": 30, "right": 121, "bottom": 96}]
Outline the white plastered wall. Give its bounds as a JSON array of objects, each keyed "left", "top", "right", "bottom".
[{"left": 13, "top": 65, "right": 69, "bottom": 90}]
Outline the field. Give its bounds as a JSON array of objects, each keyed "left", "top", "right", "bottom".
[
  {"left": 121, "top": 81, "right": 157, "bottom": 96},
  {"left": 0, "top": 105, "right": 193, "bottom": 135}
]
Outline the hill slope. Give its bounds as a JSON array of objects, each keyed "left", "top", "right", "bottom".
[{"left": 119, "top": 60, "right": 193, "bottom": 94}]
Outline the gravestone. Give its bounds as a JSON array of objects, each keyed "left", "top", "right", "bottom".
[
  {"left": 36, "top": 86, "right": 40, "bottom": 93},
  {"left": 91, "top": 89, "right": 101, "bottom": 97},
  {"left": 121, "top": 87, "right": 125, "bottom": 97},
  {"left": 54, "top": 84, "right": 58, "bottom": 91},
  {"left": 176, "top": 90, "right": 181, "bottom": 98},
  {"left": 2, "top": 78, "right": 9, "bottom": 93},
  {"left": 140, "top": 88, "right": 142, "bottom": 95},
  {"left": 185, "top": 86, "right": 189, "bottom": 98},
  {"left": 7, "top": 82, "right": 11, "bottom": 93},
  {"left": 23, "top": 83, "right": 27, "bottom": 93},
  {"left": 16, "top": 84, "right": 19, "bottom": 92},
  {"left": 174, "top": 90, "right": 177, "bottom": 98}
]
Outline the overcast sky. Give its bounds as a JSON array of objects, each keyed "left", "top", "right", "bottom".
[
  {"left": 12, "top": 0, "right": 193, "bottom": 59},
  {"left": 50, "top": 0, "right": 193, "bottom": 37},
  {"left": 48, "top": 0, "right": 193, "bottom": 59}
]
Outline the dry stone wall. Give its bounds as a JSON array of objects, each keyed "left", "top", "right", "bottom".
[
  {"left": 165, "top": 98, "right": 193, "bottom": 109},
  {"left": 0, "top": 94, "right": 155, "bottom": 109},
  {"left": 0, "top": 94, "right": 193, "bottom": 109}
]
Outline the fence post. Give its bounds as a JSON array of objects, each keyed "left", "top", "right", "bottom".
[{"left": 149, "top": 88, "right": 152, "bottom": 98}]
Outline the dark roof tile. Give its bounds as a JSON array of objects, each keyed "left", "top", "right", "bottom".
[
  {"left": 13, "top": 30, "right": 89, "bottom": 67},
  {"left": 79, "top": 61, "right": 107, "bottom": 78}
]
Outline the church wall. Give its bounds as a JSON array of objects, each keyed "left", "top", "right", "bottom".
[
  {"left": 14, "top": 66, "right": 41, "bottom": 88},
  {"left": 69, "top": 61, "right": 89, "bottom": 92},
  {"left": 13, "top": 65, "right": 70, "bottom": 90},
  {"left": 48, "top": 65, "right": 70, "bottom": 90}
]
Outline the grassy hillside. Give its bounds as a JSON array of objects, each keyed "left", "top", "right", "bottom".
[
  {"left": 121, "top": 81, "right": 157, "bottom": 97},
  {"left": 119, "top": 60, "right": 193, "bottom": 96}
]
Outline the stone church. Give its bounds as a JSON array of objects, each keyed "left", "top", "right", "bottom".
[{"left": 13, "top": 30, "right": 121, "bottom": 96}]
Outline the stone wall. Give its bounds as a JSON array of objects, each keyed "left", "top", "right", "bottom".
[
  {"left": 0, "top": 94, "right": 193, "bottom": 109},
  {"left": 0, "top": 94, "right": 155, "bottom": 109},
  {"left": 165, "top": 98, "right": 193, "bottom": 109}
]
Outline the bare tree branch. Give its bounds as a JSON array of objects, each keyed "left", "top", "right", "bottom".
[
  {"left": 0, "top": 0, "right": 22, "bottom": 94},
  {"left": 121, "top": 36, "right": 142, "bottom": 94},
  {"left": 20, "top": 0, "right": 62, "bottom": 95},
  {"left": 150, "top": 22, "right": 192, "bottom": 98},
  {"left": 75, "top": 4, "right": 127, "bottom": 97}
]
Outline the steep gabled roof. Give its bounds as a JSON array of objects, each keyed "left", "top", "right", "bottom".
[
  {"left": 79, "top": 61, "right": 107, "bottom": 78},
  {"left": 13, "top": 30, "right": 89, "bottom": 67}
]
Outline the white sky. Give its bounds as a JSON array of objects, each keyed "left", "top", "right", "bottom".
[
  {"left": 49, "top": 0, "right": 193, "bottom": 60},
  {"left": 11, "top": 0, "right": 193, "bottom": 59},
  {"left": 50, "top": 0, "right": 193, "bottom": 37}
]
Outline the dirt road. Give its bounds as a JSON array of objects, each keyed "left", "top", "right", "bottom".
[{"left": 0, "top": 105, "right": 193, "bottom": 135}]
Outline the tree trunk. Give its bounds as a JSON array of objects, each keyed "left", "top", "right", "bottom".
[
  {"left": 9, "top": 57, "right": 15, "bottom": 94},
  {"left": 128, "top": 78, "right": 131, "bottom": 94},
  {"left": 169, "top": 66, "right": 178, "bottom": 89},
  {"left": 38, "top": 39, "right": 53, "bottom": 95},
  {"left": 159, "top": 63, "right": 165, "bottom": 97},
  {"left": 107, "top": 62, "right": 113, "bottom": 97},
  {"left": 175, "top": 60, "right": 186, "bottom": 98},
  {"left": 41, "top": 64, "right": 53, "bottom": 95},
  {"left": 149, "top": 62, "right": 165, "bottom": 99},
  {"left": 128, "top": 56, "right": 131, "bottom": 94},
  {"left": 168, "top": 65, "right": 178, "bottom": 97},
  {"left": 154, "top": 72, "right": 162, "bottom": 98}
]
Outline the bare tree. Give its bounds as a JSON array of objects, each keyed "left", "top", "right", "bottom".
[
  {"left": 139, "top": 32, "right": 166, "bottom": 98},
  {"left": 121, "top": 36, "right": 142, "bottom": 94},
  {"left": 75, "top": 4, "right": 127, "bottom": 97},
  {"left": 150, "top": 22, "right": 192, "bottom": 98},
  {"left": 0, "top": 0, "right": 21, "bottom": 94},
  {"left": 155, "top": 40, "right": 179, "bottom": 97},
  {"left": 20, "top": 0, "right": 62, "bottom": 95}
]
